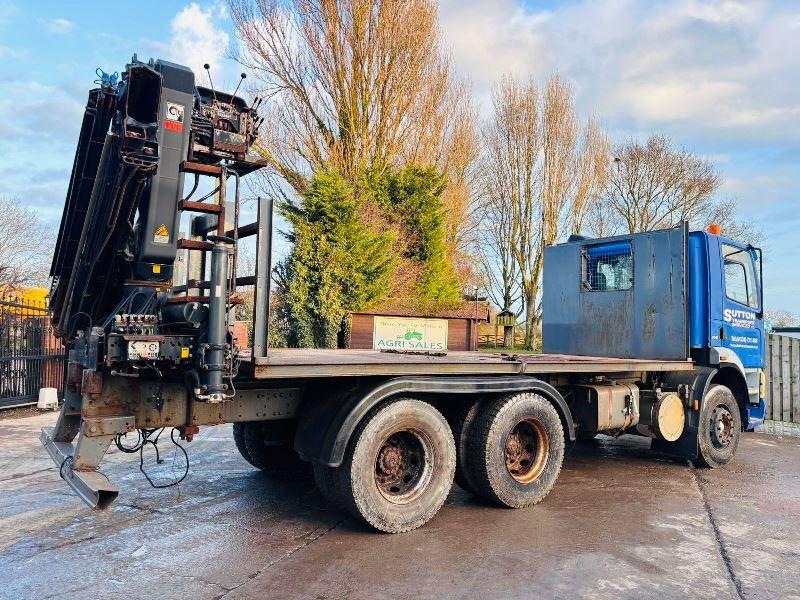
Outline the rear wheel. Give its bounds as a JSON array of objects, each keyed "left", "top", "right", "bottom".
[
  {"left": 695, "top": 385, "right": 741, "bottom": 468},
  {"left": 334, "top": 398, "right": 455, "bottom": 533},
  {"left": 467, "top": 393, "right": 565, "bottom": 508},
  {"left": 232, "top": 422, "right": 254, "bottom": 466},
  {"left": 234, "top": 421, "right": 304, "bottom": 474},
  {"left": 313, "top": 463, "right": 342, "bottom": 506},
  {"left": 446, "top": 398, "right": 483, "bottom": 494}
]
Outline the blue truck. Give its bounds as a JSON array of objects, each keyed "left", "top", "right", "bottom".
[{"left": 42, "top": 59, "right": 765, "bottom": 533}]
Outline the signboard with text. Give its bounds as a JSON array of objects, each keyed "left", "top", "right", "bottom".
[{"left": 372, "top": 316, "right": 448, "bottom": 351}]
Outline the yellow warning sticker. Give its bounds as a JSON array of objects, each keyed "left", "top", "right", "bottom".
[
  {"left": 180, "top": 347, "right": 190, "bottom": 358},
  {"left": 154, "top": 223, "right": 170, "bottom": 244}
]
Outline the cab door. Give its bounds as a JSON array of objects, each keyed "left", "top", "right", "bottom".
[{"left": 719, "top": 242, "right": 764, "bottom": 369}]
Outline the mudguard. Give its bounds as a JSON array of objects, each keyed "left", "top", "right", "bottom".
[
  {"left": 651, "top": 366, "right": 717, "bottom": 459},
  {"left": 294, "top": 376, "right": 576, "bottom": 467}
]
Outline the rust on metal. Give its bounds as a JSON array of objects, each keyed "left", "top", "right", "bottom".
[
  {"left": 67, "top": 362, "right": 83, "bottom": 393},
  {"left": 82, "top": 370, "right": 103, "bottom": 397},
  {"left": 177, "top": 239, "right": 214, "bottom": 251},
  {"left": 180, "top": 161, "right": 222, "bottom": 176},
  {"left": 375, "top": 430, "right": 428, "bottom": 504},
  {"left": 178, "top": 200, "right": 222, "bottom": 214},
  {"left": 82, "top": 416, "right": 135, "bottom": 437},
  {"left": 505, "top": 418, "right": 550, "bottom": 484}
]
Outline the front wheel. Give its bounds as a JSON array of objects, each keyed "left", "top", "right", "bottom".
[
  {"left": 695, "top": 385, "right": 741, "bottom": 468},
  {"left": 467, "top": 393, "right": 565, "bottom": 508},
  {"left": 334, "top": 398, "right": 456, "bottom": 533}
]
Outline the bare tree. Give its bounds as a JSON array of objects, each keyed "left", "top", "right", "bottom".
[
  {"left": 584, "top": 197, "right": 623, "bottom": 238},
  {"left": 765, "top": 309, "right": 800, "bottom": 328},
  {"left": 231, "top": 0, "right": 479, "bottom": 275},
  {"left": 0, "top": 196, "right": 52, "bottom": 293},
  {"left": 231, "top": 0, "right": 472, "bottom": 191},
  {"left": 603, "top": 135, "right": 721, "bottom": 233},
  {"left": 703, "top": 197, "right": 764, "bottom": 246},
  {"left": 480, "top": 75, "right": 607, "bottom": 350},
  {"left": 571, "top": 118, "right": 610, "bottom": 234},
  {"left": 475, "top": 175, "right": 521, "bottom": 346}
]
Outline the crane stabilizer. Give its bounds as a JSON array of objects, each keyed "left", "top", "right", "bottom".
[{"left": 44, "top": 55, "right": 268, "bottom": 506}]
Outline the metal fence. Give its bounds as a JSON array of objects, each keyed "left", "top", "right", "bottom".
[
  {"left": 0, "top": 294, "right": 65, "bottom": 408},
  {"left": 765, "top": 333, "right": 800, "bottom": 425}
]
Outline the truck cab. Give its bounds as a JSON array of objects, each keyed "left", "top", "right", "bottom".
[
  {"left": 689, "top": 228, "right": 766, "bottom": 429},
  {"left": 543, "top": 223, "right": 766, "bottom": 439}
]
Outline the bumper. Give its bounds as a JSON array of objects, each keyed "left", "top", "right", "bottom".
[{"left": 746, "top": 399, "right": 766, "bottom": 431}]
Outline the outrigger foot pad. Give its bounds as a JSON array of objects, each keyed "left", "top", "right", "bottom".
[{"left": 41, "top": 427, "right": 120, "bottom": 509}]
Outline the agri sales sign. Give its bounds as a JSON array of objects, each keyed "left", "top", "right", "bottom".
[{"left": 372, "top": 316, "right": 448, "bottom": 351}]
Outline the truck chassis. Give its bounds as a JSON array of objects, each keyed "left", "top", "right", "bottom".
[{"left": 42, "top": 348, "right": 742, "bottom": 533}]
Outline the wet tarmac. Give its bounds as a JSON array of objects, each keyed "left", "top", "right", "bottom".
[{"left": 1, "top": 412, "right": 798, "bottom": 599}]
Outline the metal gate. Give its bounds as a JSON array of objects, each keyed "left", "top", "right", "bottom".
[{"left": 0, "top": 294, "right": 65, "bottom": 408}]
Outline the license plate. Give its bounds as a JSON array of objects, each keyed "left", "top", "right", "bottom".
[{"left": 128, "top": 340, "right": 160, "bottom": 360}]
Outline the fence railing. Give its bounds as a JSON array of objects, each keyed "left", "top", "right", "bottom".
[
  {"left": 765, "top": 333, "right": 800, "bottom": 425},
  {"left": 0, "top": 293, "right": 65, "bottom": 408}
]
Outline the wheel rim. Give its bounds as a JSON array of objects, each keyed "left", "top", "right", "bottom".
[
  {"left": 710, "top": 405, "right": 734, "bottom": 448},
  {"left": 374, "top": 429, "right": 433, "bottom": 504},
  {"left": 505, "top": 418, "right": 550, "bottom": 484}
]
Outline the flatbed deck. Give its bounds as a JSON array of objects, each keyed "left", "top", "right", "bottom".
[{"left": 239, "top": 349, "right": 694, "bottom": 379}]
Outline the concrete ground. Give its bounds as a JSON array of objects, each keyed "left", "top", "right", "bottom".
[{"left": 1, "top": 412, "right": 798, "bottom": 600}]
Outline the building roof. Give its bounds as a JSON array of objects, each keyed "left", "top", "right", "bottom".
[{"left": 355, "top": 300, "right": 491, "bottom": 321}]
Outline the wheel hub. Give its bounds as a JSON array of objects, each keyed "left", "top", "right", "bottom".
[
  {"left": 375, "top": 430, "right": 430, "bottom": 504},
  {"left": 710, "top": 406, "right": 734, "bottom": 448},
  {"left": 378, "top": 445, "right": 404, "bottom": 476},
  {"left": 505, "top": 419, "right": 550, "bottom": 484}
]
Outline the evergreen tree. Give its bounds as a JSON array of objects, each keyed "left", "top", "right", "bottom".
[
  {"left": 281, "top": 169, "right": 394, "bottom": 348},
  {"left": 367, "top": 165, "right": 462, "bottom": 303}
]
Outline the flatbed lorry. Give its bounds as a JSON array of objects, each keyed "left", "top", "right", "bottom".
[{"left": 41, "top": 57, "right": 766, "bottom": 532}]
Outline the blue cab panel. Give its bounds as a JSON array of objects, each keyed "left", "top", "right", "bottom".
[
  {"left": 688, "top": 230, "right": 765, "bottom": 369},
  {"left": 542, "top": 225, "right": 688, "bottom": 360}
]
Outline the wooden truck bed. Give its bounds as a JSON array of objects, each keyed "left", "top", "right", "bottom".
[{"left": 238, "top": 349, "right": 694, "bottom": 379}]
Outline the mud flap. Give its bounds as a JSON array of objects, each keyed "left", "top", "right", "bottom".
[{"left": 651, "top": 366, "right": 716, "bottom": 460}]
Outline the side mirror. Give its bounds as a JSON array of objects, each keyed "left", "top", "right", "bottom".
[{"left": 753, "top": 246, "right": 764, "bottom": 317}]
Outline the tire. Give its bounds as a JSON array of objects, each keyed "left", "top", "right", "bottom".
[
  {"left": 232, "top": 422, "right": 256, "bottom": 467},
  {"left": 334, "top": 398, "right": 456, "bottom": 533},
  {"left": 447, "top": 398, "right": 483, "bottom": 495},
  {"left": 695, "top": 385, "right": 741, "bottom": 468},
  {"left": 241, "top": 420, "right": 305, "bottom": 474},
  {"left": 467, "top": 392, "right": 565, "bottom": 508},
  {"left": 313, "top": 463, "right": 342, "bottom": 507}
]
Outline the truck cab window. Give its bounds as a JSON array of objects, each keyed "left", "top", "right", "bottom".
[
  {"left": 583, "top": 240, "right": 633, "bottom": 291},
  {"left": 723, "top": 243, "right": 759, "bottom": 308}
]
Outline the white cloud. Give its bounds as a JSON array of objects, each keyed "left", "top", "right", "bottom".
[
  {"left": 168, "top": 2, "right": 230, "bottom": 85},
  {"left": 41, "top": 18, "right": 74, "bottom": 34},
  {"left": 439, "top": 0, "right": 800, "bottom": 141}
]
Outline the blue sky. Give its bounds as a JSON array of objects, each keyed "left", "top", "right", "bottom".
[{"left": 0, "top": 0, "right": 797, "bottom": 312}]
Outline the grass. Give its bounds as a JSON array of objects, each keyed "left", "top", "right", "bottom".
[{"left": 477, "top": 345, "right": 540, "bottom": 354}]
